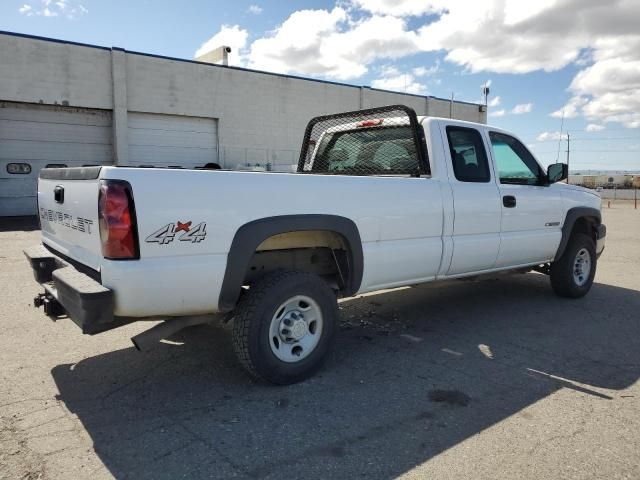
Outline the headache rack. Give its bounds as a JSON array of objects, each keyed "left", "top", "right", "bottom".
[{"left": 297, "top": 104, "right": 430, "bottom": 177}]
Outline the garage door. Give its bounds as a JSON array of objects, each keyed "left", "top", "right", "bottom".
[
  {"left": 0, "top": 102, "right": 113, "bottom": 216},
  {"left": 127, "top": 112, "right": 218, "bottom": 168}
]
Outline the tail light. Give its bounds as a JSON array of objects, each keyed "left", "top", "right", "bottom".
[
  {"left": 357, "top": 119, "right": 383, "bottom": 127},
  {"left": 98, "top": 180, "right": 140, "bottom": 259}
]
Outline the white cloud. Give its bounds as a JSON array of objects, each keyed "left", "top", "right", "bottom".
[
  {"left": 19, "top": 0, "right": 87, "bottom": 18},
  {"left": 195, "top": 25, "right": 249, "bottom": 65},
  {"left": 192, "top": 0, "right": 640, "bottom": 129},
  {"left": 246, "top": 8, "right": 352, "bottom": 77},
  {"left": 567, "top": 57, "right": 640, "bottom": 127},
  {"left": 248, "top": 5, "right": 262, "bottom": 15},
  {"left": 371, "top": 61, "right": 440, "bottom": 94},
  {"left": 503, "top": 0, "right": 557, "bottom": 26},
  {"left": 511, "top": 102, "right": 533, "bottom": 114},
  {"left": 350, "top": 0, "right": 440, "bottom": 17},
  {"left": 487, "top": 100, "right": 530, "bottom": 116},
  {"left": 371, "top": 72, "right": 426, "bottom": 94},
  {"left": 378, "top": 65, "right": 400, "bottom": 77},
  {"left": 551, "top": 95, "right": 587, "bottom": 119},
  {"left": 537, "top": 131, "right": 569, "bottom": 142},
  {"left": 247, "top": 8, "right": 419, "bottom": 80},
  {"left": 586, "top": 123, "right": 605, "bottom": 132},
  {"left": 413, "top": 0, "right": 640, "bottom": 128},
  {"left": 412, "top": 62, "right": 440, "bottom": 77},
  {"left": 415, "top": 1, "right": 585, "bottom": 74}
]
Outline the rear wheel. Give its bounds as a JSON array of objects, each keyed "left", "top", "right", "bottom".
[
  {"left": 232, "top": 270, "right": 338, "bottom": 384},
  {"left": 550, "top": 232, "right": 596, "bottom": 298}
]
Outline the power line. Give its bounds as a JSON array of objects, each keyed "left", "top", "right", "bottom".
[
  {"left": 566, "top": 127, "right": 640, "bottom": 133},
  {"left": 534, "top": 149, "right": 640, "bottom": 153},
  {"left": 507, "top": 126, "right": 640, "bottom": 136},
  {"left": 566, "top": 133, "right": 570, "bottom": 182},
  {"left": 535, "top": 136, "right": 640, "bottom": 143},
  {"left": 568, "top": 162, "right": 640, "bottom": 166}
]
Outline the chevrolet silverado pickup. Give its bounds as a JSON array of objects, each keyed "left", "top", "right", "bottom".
[{"left": 25, "top": 105, "right": 606, "bottom": 384}]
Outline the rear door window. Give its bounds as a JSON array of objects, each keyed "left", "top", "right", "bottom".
[{"left": 445, "top": 126, "right": 491, "bottom": 183}]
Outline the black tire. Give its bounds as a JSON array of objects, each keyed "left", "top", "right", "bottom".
[
  {"left": 232, "top": 270, "right": 338, "bottom": 385},
  {"left": 550, "top": 232, "right": 597, "bottom": 298}
]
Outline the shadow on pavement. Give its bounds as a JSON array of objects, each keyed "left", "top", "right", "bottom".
[
  {"left": 51, "top": 274, "right": 640, "bottom": 479},
  {"left": 0, "top": 216, "right": 39, "bottom": 232}
]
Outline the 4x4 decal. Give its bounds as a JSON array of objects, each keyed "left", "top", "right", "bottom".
[{"left": 146, "top": 221, "right": 207, "bottom": 244}]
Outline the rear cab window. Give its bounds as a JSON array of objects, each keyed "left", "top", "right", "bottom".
[
  {"left": 445, "top": 126, "right": 491, "bottom": 183},
  {"left": 311, "top": 125, "right": 421, "bottom": 176}
]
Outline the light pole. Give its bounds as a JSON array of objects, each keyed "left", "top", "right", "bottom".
[
  {"left": 565, "top": 133, "right": 570, "bottom": 184},
  {"left": 482, "top": 83, "right": 490, "bottom": 107}
]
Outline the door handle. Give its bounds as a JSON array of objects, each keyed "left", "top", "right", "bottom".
[
  {"left": 54, "top": 185, "right": 64, "bottom": 204},
  {"left": 503, "top": 195, "right": 516, "bottom": 208}
]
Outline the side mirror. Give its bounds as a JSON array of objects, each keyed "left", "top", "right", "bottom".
[{"left": 547, "top": 163, "right": 568, "bottom": 184}]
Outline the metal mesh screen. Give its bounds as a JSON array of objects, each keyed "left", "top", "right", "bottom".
[{"left": 298, "top": 105, "right": 429, "bottom": 176}]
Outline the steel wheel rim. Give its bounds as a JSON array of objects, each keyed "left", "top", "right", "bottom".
[
  {"left": 573, "top": 248, "right": 591, "bottom": 287},
  {"left": 269, "top": 295, "right": 323, "bottom": 363}
]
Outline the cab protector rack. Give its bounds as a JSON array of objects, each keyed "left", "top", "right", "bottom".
[{"left": 297, "top": 104, "right": 430, "bottom": 176}]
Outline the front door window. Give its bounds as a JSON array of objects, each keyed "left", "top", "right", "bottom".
[{"left": 489, "top": 132, "right": 543, "bottom": 185}]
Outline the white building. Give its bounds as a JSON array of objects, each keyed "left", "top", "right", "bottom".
[
  {"left": 0, "top": 31, "right": 487, "bottom": 216},
  {"left": 569, "top": 174, "right": 636, "bottom": 189}
]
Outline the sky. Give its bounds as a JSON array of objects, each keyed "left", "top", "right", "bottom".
[{"left": 2, "top": 0, "right": 639, "bottom": 172}]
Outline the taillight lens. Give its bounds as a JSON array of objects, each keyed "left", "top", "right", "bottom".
[
  {"left": 357, "top": 119, "right": 383, "bottom": 127},
  {"left": 98, "top": 180, "right": 139, "bottom": 259}
]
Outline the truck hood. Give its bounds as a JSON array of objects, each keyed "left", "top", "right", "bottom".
[{"left": 556, "top": 182, "right": 601, "bottom": 199}]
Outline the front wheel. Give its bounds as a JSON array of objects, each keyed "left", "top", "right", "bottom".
[
  {"left": 550, "top": 232, "right": 597, "bottom": 298},
  {"left": 232, "top": 270, "right": 338, "bottom": 384}
]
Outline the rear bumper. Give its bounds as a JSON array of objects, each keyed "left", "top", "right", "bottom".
[
  {"left": 24, "top": 245, "right": 125, "bottom": 334},
  {"left": 595, "top": 224, "right": 606, "bottom": 258}
]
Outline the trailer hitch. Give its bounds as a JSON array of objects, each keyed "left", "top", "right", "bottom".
[{"left": 34, "top": 292, "right": 65, "bottom": 317}]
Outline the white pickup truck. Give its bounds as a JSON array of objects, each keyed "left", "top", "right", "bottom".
[{"left": 25, "top": 105, "right": 605, "bottom": 384}]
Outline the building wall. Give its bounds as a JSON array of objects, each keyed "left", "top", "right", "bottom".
[
  {"left": 0, "top": 101, "right": 114, "bottom": 215},
  {"left": 0, "top": 34, "right": 113, "bottom": 109},
  {"left": 0, "top": 32, "right": 486, "bottom": 172},
  {"left": 569, "top": 174, "right": 637, "bottom": 189}
]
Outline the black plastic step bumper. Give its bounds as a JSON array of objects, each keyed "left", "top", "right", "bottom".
[{"left": 24, "top": 245, "right": 122, "bottom": 334}]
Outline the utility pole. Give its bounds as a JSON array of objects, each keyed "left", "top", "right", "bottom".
[{"left": 565, "top": 133, "right": 570, "bottom": 184}]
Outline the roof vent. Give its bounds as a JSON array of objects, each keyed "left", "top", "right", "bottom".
[{"left": 195, "top": 46, "right": 231, "bottom": 66}]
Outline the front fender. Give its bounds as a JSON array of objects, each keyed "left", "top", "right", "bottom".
[{"left": 554, "top": 207, "right": 602, "bottom": 261}]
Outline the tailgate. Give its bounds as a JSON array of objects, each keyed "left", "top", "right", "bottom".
[{"left": 38, "top": 167, "right": 103, "bottom": 271}]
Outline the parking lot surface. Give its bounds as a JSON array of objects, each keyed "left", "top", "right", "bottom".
[{"left": 1, "top": 204, "right": 639, "bottom": 479}]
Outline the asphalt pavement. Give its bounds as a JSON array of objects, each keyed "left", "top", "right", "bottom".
[{"left": 1, "top": 204, "right": 638, "bottom": 479}]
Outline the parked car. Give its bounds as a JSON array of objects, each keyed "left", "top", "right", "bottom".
[{"left": 25, "top": 105, "right": 606, "bottom": 384}]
